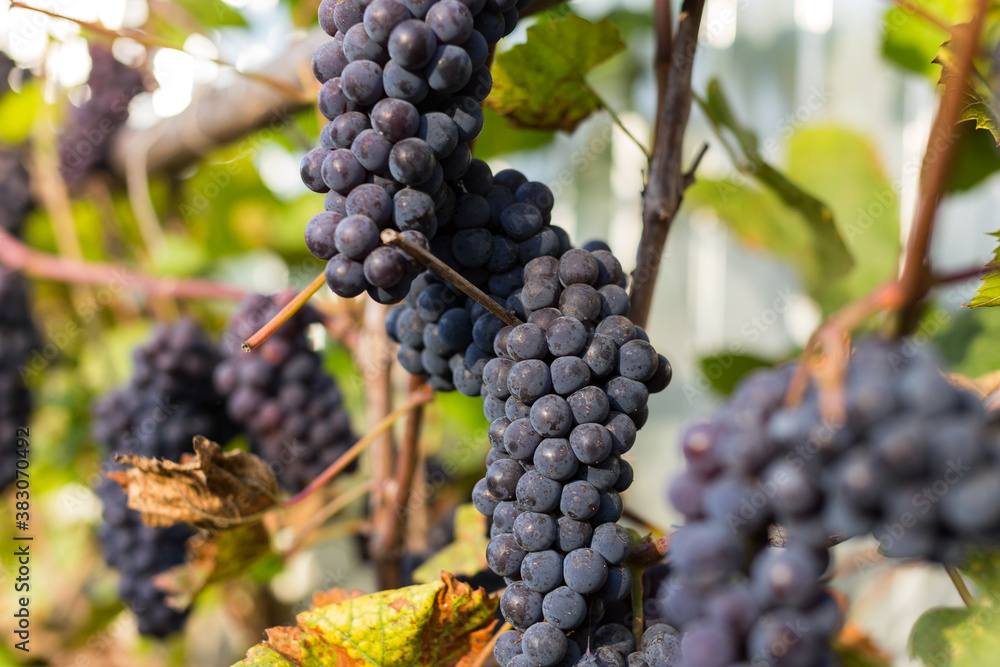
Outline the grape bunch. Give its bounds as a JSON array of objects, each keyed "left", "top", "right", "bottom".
[
  {"left": 302, "top": 0, "right": 531, "bottom": 303},
  {"left": 661, "top": 339, "right": 1000, "bottom": 666},
  {"left": 59, "top": 44, "right": 145, "bottom": 185},
  {"left": 214, "top": 295, "right": 357, "bottom": 493},
  {"left": 456, "top": 247, "right": 671, "bottom": 667},
  {"left": 94, "top": 320, "right": 239, "bottom": 637},
  {"left": 0, "top": 271, "right": 39, "bottom": 491},
  {"left": 385, "top": 167, "right": 570, "bottom": 392}
]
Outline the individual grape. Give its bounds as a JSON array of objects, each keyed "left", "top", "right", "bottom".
[
  {"left": 333, "top": 0, "right": 364, "bottom": 33},
  {"left": 504, "top": 418, "right": 543, "bottom": 460},
  {"left": 545, "top": 317, "right": 587, "bottom": 357},
  {"left": 513, "top": 512, "right": 557, "bottom": 552},
  {"left": 560, "top": 284, "right": 602, "bottom": 322},
  {"left": 578, "top": 456, "right": 620, "bottom": 492},
  {"left": 521, "top": 549, "right": 564, "bottom": 594},
  {"left": 645, "top": 354, "right": 672, "bottom": 393},
  {"left": 534, "top": 438, "right": 579, "bottom": 481},
  {"left": 530, "top": 394, "right": 574, "bottom": 438},
  {"left": 506, "top": 323, "right": 547, "bottom": 361},
  {"left": 322, "top": 148, "right": 366, "bottom": 194},
  {"left": 341, "top": 60, "right": 385, "bottom": 105},
  {"left": 334, "top": 214, "right": 380, "bottom": 260},
  {"left": 613, "top": 458, "right": 633, "bottom": 493},
  {"left": 388, "top": 19, "right": 438, "bottom": 68},
  {"left": 393, "top": 187, "right": 436, "bottom": 233},
  {"left": 600, "top": 564, "right": 632, "bottom": 602},
  {"left": 542, "top": 586, "right": 587, "bottom": 630},
  {"left": 556, "top": 517, "right": 593, "bottom": 553},
  {"left": 501, "top": 582, "right": 544, "bottom": 630},
  {"left": 516, "top": 471, "right": 562, "bottom": 513},
  {"left": 312, "top": 39, "right": 349, "bottom": 83},
  {"left": 507, "top": 396, "right": 532, "bottom": 421},
  {"left": 484, "top": 394, "right": 507, "bottom": 422},
  {"left": 568, "top": 387, "right": 611, "bottom": 425},
  {"left": 344, "top": 23, "right": 389, "bottom": 63},
  {"left": 495, "top": 630, "right": 524, "bottom": 666},
  {"left": 563, "top": 548, "right": 608, "bottom": 594},
  {"left": 426, "top": 45, "right": 473, "bottom": 93},
  {"left": 549, "top": 356, "right": 591, "bottom": 396},
  {"left": 488, "top": 533, "right": 527, "bottom": 577},
  {"left": 487, "top": 457, "right": 525, "bottom": 500},
  {"left": 558, "top": 249, "right": 600, "bottom": 286},
  {"left": 484, "top": 358, "right": 514, "bottom": 399},
  {"left": 326, "top": 255, "right": 368, "bottom": 297},
  {"left": 500, "top": 202, "right": 544, "bottom": 241},
  {"left": 437, "top": 307, "right": 474, "bottom": 349},
  {"left": 441, "top": 141, "right": 473, "bottom": 179},
  {"left": 417, "top": 111, "right": 459, "bottom": 158},
  {"left": 522, "top": 622, "right": 568, "bottom": 666},
  {"left": 592, "top": 490, "right": 624, "bottom": 524},
  {"left": 473, "top": 477, "right": 501, "bottom": 516},
  {"left": 493, "top": 500, "right": 522, "bottom": 534},
  {"left": 618, "top": 340, "right": 659, "bottom": 382},
  {"left": 459, "top": 65, "right": 493, "bottom": 101},
  {"left": 424, "top": 0, "right": 474, "bottom": 44},
  {"left": 364, "top": 0, "right": 411, "bottom": 43},
  {"left": 597, "top": 285, "right": 630, "bottom": 318},
  {"left": 371, "top": 98, "right": 420, "bottom": 142},
  {"left": 389, "top": 137, "right": 437, "bottom": 185},
  {"left": 560, "top": 480, "right": 600, "bottom": 521},
  {"left": 363, "top": 246, "right": 405, "bottom": 287},
  {"left": 452, "top": 228, "right": 494, "bottom": 267},
  {"left": 507, "top": 359, "right": 553, "bottom": 404},
  {"left": 569, "top": 423, "right": 613, "bottom": 465},
  {"left": 474, "top": 8, "right": 505, "bottom": 43},
  {"left": 301, "top": 147, "right": 331, "bottom": 193},
  {"left": 305, "top": 211, "right": 341, "bottom": 260},
  {"left": 584, "top": 334, "right": 618, "bottom": 378},
  {"left": 445, "top": 96, "right": 485, "bottom": 141},
  {"left": 605, "top": 377, "right": 648, "bottom": 417},
  {"left": 591, "top": 523, "right": 632, "bottom": 564}
]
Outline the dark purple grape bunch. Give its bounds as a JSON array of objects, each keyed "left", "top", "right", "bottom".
[
  {"left": 302, "top": 0, "right": 529, "bottom": 304},
  {"left": 385, "top": 168, "right": 571, "bottom": 393},
  {"left": 214, "top": 295, "right": 357, "bottom": 492},
  {"left": 660, "top": 339, "right": 1000, "bottom": 666},
  {"left": 59, "top": 44, "right": 146, "bottom": 185},
  {"left": 467, "top": 247, "right": 671, "bottom": 667},
  {"left": 93, "top": 319, "right": 239, "bottom": 637},
  {"left": 0, "top": 271, "right": 39, "bottom": 491}
]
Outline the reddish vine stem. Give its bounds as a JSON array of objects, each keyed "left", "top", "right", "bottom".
[
  {"left": 284, "top": 386, "right": 434, "bottom": 507},
  {"left": 371, "top": 374, "right": 428, "bottom": 560},
  {"left": 629, "top": 0, "right": 707, "bottom": 329},
  {"left": 932, "top": 264, "right": 989, "bottom": 286},
  {"left": 895, "top": 0, "right": 989, "bottom": 331},
  {"left": 381, "top": 229, "right": 522, "bottom": 326},
  {"left": 0, "top": 226, "right": 246, "bottom": 300},
  {"left": 242, "top": 272, "right": 326, "bottom": 352}
]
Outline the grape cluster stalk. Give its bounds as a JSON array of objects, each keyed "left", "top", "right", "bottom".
[
  {"left": 94, "top": 320, "right": 240, "bottom": 637},
  {"left": 303, "top": 0, "right": 551, "bottom": 304},
  {"left": 660, "top": 339, "right": 1000, "bottom": 666},
  {"left": 214, "top": 294, "right": 358, "bottom": 492}
]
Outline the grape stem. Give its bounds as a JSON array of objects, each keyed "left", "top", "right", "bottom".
[
  {"left": 242, "top": 272, "right": 327, "bottom": 351},
  {"left": 0, "top": 226, "right": 247, "bottom": 299},
  {"left": 945, "top": 565, "right": 976, "bottom": 609},
  {"left": 284, "top": 384, "right": 434, "bottom": 506},
  {"left": 629, "top": 0, "right": 708, "bottom": 329},
  {"left": 596, "top": 93, "right": 651, "bottom": 160},
  {"left": 627, "top": 534, "right": 671, "bottom": 569},
  {"left": 381, "top": 229, "right": 523, "bottom": 327},
  {"left": 370, "top": 374, "right": 428, "bottom": 562},
  {"left": 281, "top": 480, "right": 378, "bottom": 556},
  {"left": 894, "top": 0, "right": 989, "bottom": 332},
  {"left": 471, "top": 622, "right": 512, "bottom": 667}
]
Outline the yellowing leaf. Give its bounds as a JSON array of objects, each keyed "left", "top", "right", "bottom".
[
  {"left": 487, "top": 15, "right": 625, "bottom": 132},
  {"left": 966, "top": 231, "right": 1000, "bottom": 308},
  {"left": 413, "top": 504, "right": 490, "bottom": 584},
  {"left": 234, "top": 573, "right": 498, "bottom": 667}
]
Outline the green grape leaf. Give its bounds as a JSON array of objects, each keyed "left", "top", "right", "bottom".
[
  {"left": 173, "top": 0, "right": 248, "bottom": 27},
  {"left": 697, "top": 353, "right": 777, "bottom": 396},
  {"left": 966, "top": 231, "right": 1000, "bottom": 308},
  {"left": 233, "top": 573, "right": 498, "bottom": 667},
  {"left": 473, "top": 107, "right": 555, "bottom": 160},
  {"left": 695, "top": 80, "right": 854, "bottom": 305},
  {"left": 947, "top": 120, "right": 1000, "bottom": 193},
  {"left": 412, "top": 504, "right": 490, "bottom": 584},
  {"left": 960, "top": 101, "right": 1000, "bottom": 146},
  {"left": 910, "top": 607, "right": 972, "bottom": 666},
  {"left": 959, "top": 549, "right": 1000, "bottom": 597},
  {"left": 487, "top": 15, "right": 625, "bottom": 132}
]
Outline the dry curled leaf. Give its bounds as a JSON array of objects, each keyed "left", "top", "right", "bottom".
[
  {"left": 110, "top": 435, "right": 280, "bottom": 529},
  {"left": 234, "top": 573, "right": 498, "bottom": 667}
]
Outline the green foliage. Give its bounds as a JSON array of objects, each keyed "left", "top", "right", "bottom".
[
  {"left": 947, "top": 122, "right": 1000, "bottom": 193},
  {"left": 472, "top": 107, "right": 555, "bottom": 161},
  {"left": 697, "top": 353, "right": 776, "bottom": 396},
  {"left": 965, "top": 232, "right": 1000, "bottom": 308},
  {"left": 488, "top": 15, "right": 625, "bottom": 132},
  {"left": 0, "top": 79, "right": 40, "bottom": 145},
  {"left": 235, "top": 574, "right": 498, "bottom": 666},
  {"left": 881, "top": 0, "right": 966, "bottom": 78},
  {"left": 412, "top": 504, "right": 489, "bottom": 584}
]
